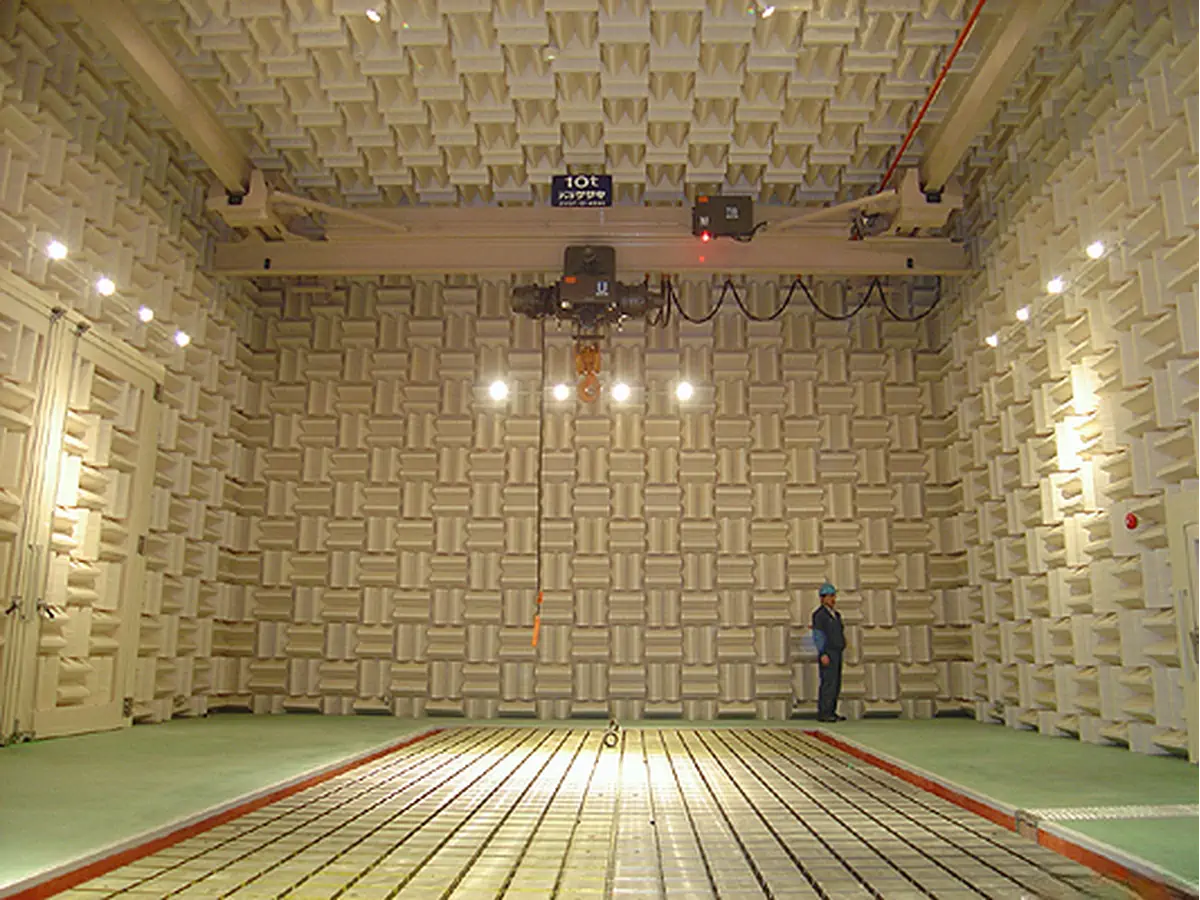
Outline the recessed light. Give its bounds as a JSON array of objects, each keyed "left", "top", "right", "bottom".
[
  {"left": 1016, "top": 307, "right": 1030, "bottom": 322},
  {"left": 137, "top": 306, "right": 154, "bottom": 323},
  {"left": 676, "top": 381, "right": 694, "bottom": 401},
  {"left": 96, "top": 277, "right": 115, "bottom": 296},
  {"left": 46, "top": 240, "right": 67, "bottom": 260},
  {"left": 174, "top": 330, "right": 191, "bottom": 347},
  {"left": 985, "top": 334, "right": 999, "bottom": 348},
  {"left": 552, "top": 383, "right": 570, "bottom": 402},
  {"left": 1046, "top": 277, "right": 1065, "bottom": 294},
  {"left": 611, "top": 382, "right": 631, "bottom": 403},
  {"left": 489, "top": 380, "right": 509, "bottom": 401}
]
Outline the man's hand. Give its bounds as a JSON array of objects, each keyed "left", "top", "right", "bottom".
[{"left": 820, "top": 654, "right": 830, "bottom": 667}]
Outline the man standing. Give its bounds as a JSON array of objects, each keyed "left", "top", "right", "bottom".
[{"left": 812, "top": 582, "right": 846, "bottom": 722}]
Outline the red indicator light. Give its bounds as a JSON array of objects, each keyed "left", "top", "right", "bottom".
[
  {"left": 1125, "top": 512, "right": 1138, "bottom": 530},
  {"left": 700, "top": 232, "right": 711, "bottom": 243}
]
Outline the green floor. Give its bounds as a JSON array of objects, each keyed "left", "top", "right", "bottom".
[
  {"left": 826, "top": 719, "right": 1199, "bottom": 888},
  {"left": 0, "top": 715, "right": 429, "bottom": 889},
  {"left": 0, "top": 715, "right": 1195, "bottom": 893}
]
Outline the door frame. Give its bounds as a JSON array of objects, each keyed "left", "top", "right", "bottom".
[
  {"left": 0, "top": 270, "right": 163, "bottom": 741},
  {"left": 1166, "top": 488, "right": 1199, "bottom": 763}
]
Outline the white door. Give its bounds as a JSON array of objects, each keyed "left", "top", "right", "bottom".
[
  {"left": 0, "top": 292, "right": 58, "bottom": 742},
  {"left": 30, "top": 340, "right": 161, "bottom": 737},
  {"left": 0, "top": 272, "right": 162, "bottom": 741},
  {"left": 1176, "top": 525, "right": 1195, "bottom": 763}
]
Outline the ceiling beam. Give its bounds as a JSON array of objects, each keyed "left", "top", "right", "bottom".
[
  {"left": 213, "top": 232, "right": 969, "bottom": 278},
  {"left": 67, "top": 0, "right": 250, "bottom": 193},
  {"left": 919, "top": 0, "right": 1070, "bottom": 193}
]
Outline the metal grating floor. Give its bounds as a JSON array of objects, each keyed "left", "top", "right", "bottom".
[{"left": 57, "top": 727, "right": 1134, "bottom": 899}]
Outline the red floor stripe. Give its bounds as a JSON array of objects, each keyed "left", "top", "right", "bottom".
[
  {"left": 807, "top": 729, "right": 1195, "bottom": 900},
  {"left": 807, "top": 730, "right": 1014, "bottom": 829},
  {"left": 10, "top": 728, "right": 443, "bottom": 900},
  {"left": 1038, "top": 831, "right": 1195, "bottom": 900}
]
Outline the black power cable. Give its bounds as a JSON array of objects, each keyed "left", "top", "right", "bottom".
[
  {"left": 877, "top": 276, "right": 944, "bottom": 322},
  {"left": 801, "top": 277, "right": 877, "bottom": 321},
  {"left": 648, "top": 275, "right": 673, "bottom": 328},
  {"left": 653, "top": 275, "right": 941, "bottom": 325},
  {"left": 732, "top": 222, "right": 768, "bottom": 243},
  {"left": 729, "top": 279, "right": 796, "bottom": 322},
  {"left": 669, "top": 278, "right": 727, "bottom": 324}
]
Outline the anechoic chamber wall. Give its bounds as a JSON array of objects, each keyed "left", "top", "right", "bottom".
[
  {"left": 928, "top": 3, "right": 1197, "bottom": 755},
  {"left": 214, "top": 278, "right": 966, "bottom": 720}
]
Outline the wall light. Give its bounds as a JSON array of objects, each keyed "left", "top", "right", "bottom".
[
  {"left": 489, "top": 380, "right": 509, "bottom": 401},
  {"left": 1016, "top": 307, "right": 1030, "bottom": 322},
  {"left": 1086, "top": 240, "right": 1106, "bottom": 259},
  {"left": 365, "top": 7, "right": 381, "bottom": 22},
  {"left": 985, "top": 334, "right": 999, "bottom": 348},
  {"left": 137, "top": 306, "right": 154, "bottom": 323},
  {"left": 1046, "top": 277, "right": 1066, "bottom": 294},
  {"left": 552, "top": 383, "right": 570, "bottom": 402},
  {"left": 611, "top": 382, "right": 631, "bottom": 403},
  {"left": 174, "top": 330, "right": 191, "bottom": 347},
  {"left": 46, "top": 240, "right": 67, "bottom": 260},
  {"left": 675, "top": 381, "right": 694, "bottom": 401},
  {"left": 96, "top": 277, "right": 115, "bottom": 296}
]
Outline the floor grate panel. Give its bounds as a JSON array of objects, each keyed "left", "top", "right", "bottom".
[
  {"left": 1022, "top": 804, "right": 1198, "bottom": 822},
  {"left": 54, "top": 727, "right": 1136, "bottom": 899}
]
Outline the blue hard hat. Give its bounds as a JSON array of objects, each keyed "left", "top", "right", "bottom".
[{"left": 818, "top": 582, "right": 837, "bottom": 596}]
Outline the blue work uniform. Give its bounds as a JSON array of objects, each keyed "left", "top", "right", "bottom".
[{"left": 811, "top": 604, "right": 845, "bottom": 720}]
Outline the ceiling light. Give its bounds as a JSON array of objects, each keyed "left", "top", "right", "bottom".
[
  {"left": 1046, "top": 277, "right": 1065, "bottom": 294},
  {"left": 1086, "top": 240, "right": 1105, "bottom": 259},
  {"left": 96, "top": 277, "right": 115, "bottom": 296},
  {"left": 174, "top": 330, "right": 191, "bottom": 347},
  {"left": 675, "top": 381, "right": 694, "bottom": 401},
  {"left": 365, "top": 7, "right": 381, "bottom": 22},
  {"left": 761, "top": 4, "right": 776, "bottom": 16},
  {"left": 611, "top": 382, "right": 631, "bottom": 403},
  {"left": 137, "top": 306, "right": 154, "bottom": 323},
  {"left": 1015, "top": 306, "right": 1030, "bottom": 322},
  {"left": 543, "top": 46, "right": 557, "bottom": 61},
  {"left": 489, "top": 380, "right": 509, "bottom": 401},
  {"left": 46, "top": 240, "right": 67, "bottom": 260},
  {"left": 985, "top": 334, "right": 999, "bottom": 348},
  {"left": 552, "top": 383, "right": 570, "bottom": 402}
]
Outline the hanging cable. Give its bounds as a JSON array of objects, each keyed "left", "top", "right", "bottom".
[
  {"left": 531, "top": 318, "right": 547, "bottom": 649},
  {"left": 670, "top": 278, "right": 727, "bottom": 324},
  {"left": 878, "top": 276, "right": 945, "bottom": 322},
  {"left": 649, "top": 274, "right": 673, "bottom": 328},
  {"left": 729, "top": 279, "right": 796, "bottom": 322},
  {"left": 653, "top": 276, "right": 943, "bottom": 325},
  {"left": 799, "top": 277, "right": 876, "bottom": 321},
  {"left": 731, "top": 222, "right": 769, "bottom": 243}
]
